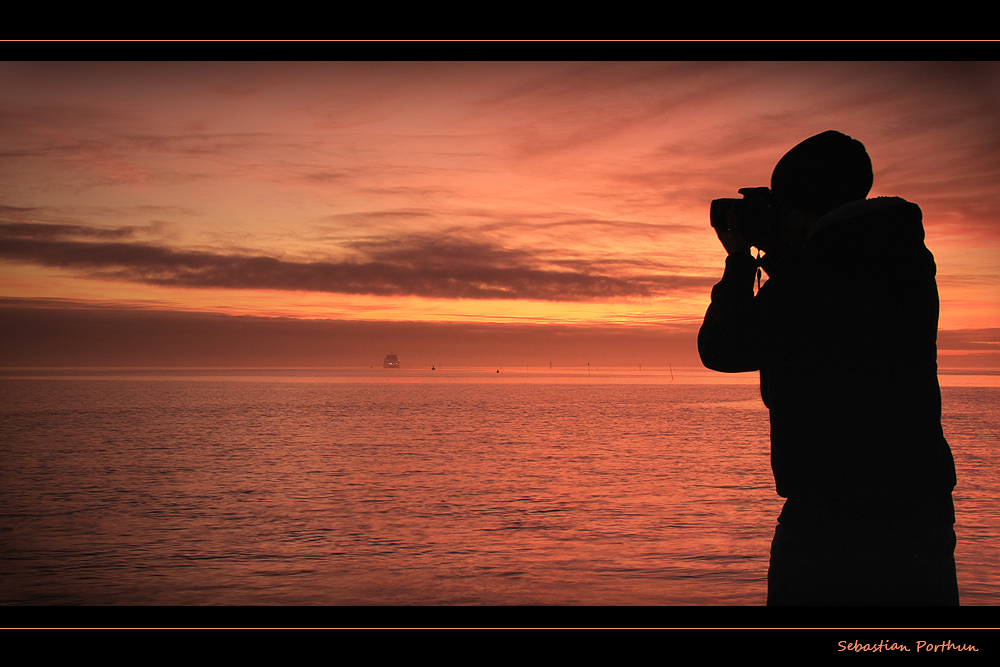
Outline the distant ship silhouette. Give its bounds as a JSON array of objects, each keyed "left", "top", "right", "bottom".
[{"left": 383, "top": 354, "right": 399, "bottom": 369}]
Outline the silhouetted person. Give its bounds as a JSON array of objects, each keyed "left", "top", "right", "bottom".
[{"left": 699, "top": 131, "right": 959, "bottom": 605}]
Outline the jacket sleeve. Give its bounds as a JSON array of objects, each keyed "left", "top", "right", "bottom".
[{"left": 698, "top": 252, "right": 764, "bottom": 373}]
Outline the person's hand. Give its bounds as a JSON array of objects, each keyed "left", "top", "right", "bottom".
[{"left": 715, "top": 209, "right": 752, "bottom": 257}]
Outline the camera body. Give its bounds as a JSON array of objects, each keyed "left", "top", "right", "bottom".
[{"left": 710, "top": 186, "right": 775, "bottom": 252}]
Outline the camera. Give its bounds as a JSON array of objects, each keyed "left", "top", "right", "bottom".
[{"left": 710, "top": 186, "right": 774, "bottom": 251}]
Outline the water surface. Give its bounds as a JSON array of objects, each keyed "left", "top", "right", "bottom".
[{"left": 1, "top": 367, "right": 995, "bottom": 606}]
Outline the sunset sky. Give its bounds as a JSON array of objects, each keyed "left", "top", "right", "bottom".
[{"left": 1, "top": 60, "right": 997, "bottom": 369}]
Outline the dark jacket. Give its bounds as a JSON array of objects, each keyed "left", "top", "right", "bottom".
[{"left": 699, "top": 197, "right": 957, "bottom": 530}]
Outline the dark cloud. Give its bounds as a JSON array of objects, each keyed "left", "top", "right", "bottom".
[
  {"left": 0, "top": 222, "right": 714, "bottom": 302},
  {"left": 0, "top": 221, "right": 139, "bottom": 240},
  {"left": 0, "top": 298, "right": 705, "bottom": 368},
  {"left": 937, "top": 328, "right": 1000, "bottom": 351},
  {"left": 936, "top": 327, "right": 1000, "bottom": 369},
  {"left": 3, "top": 297, "right": 995, "bottom": 370}
]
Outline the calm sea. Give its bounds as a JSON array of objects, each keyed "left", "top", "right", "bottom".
[{"left": 1, "top": 367, "right": 997, "bottom": 608}]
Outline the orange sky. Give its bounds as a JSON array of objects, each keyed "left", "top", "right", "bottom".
[{"left": 1, "top": 60, "right": 998, "bottom": 368}]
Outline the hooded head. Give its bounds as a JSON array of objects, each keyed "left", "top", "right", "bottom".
[{"left": 770, "top": 130, "right": 873, "bottom": 217}]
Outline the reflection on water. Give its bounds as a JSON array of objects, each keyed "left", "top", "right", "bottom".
[{"left": 0, "top": 368, "right": 996, "bottom": 606}]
